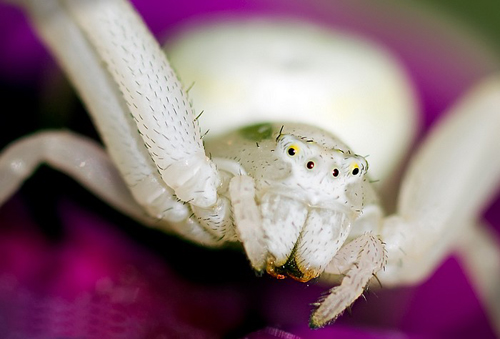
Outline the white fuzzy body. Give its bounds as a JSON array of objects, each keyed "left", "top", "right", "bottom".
[{"left": 206, "top": 123, "right": 381, "bottom": 280}]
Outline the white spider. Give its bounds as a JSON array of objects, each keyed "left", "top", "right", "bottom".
[{"left": 1, "top": 0, "right": 500, "bottom": 331}]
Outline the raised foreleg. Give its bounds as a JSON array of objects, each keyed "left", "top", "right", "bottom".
[
  {"left": 8, "top": 0, "right": 236, "bottom": 246},
  {"left": 18, "top": 0, "right": 219, "bottom": 210},
  {"left": 18, "top": 0, "right": 181, "bottom": 218},
  {"left": 62, "top": 0, "right": 220, "bottom": 208}
]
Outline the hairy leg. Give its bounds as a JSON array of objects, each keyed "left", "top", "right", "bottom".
[
  {"left": 379, "top": 76, "right": 500, "bottom": 286},
  {"left": 0, "top": 130, "right": 224, "bottom": 246},
  {"left": 229, "top": 175, "right": 267, "bottom": 271},
  {"left": 0, "top": 131, "right": 145, "bottom": 221},
  {"left": 62, "top": 0, "right": 220, "bottom": 208},
  {"left": 311, "top": 234, "right": 386, "bottom": 328},
  {"left": 18, "top": 0, "right": 219, "bottom": 209}
]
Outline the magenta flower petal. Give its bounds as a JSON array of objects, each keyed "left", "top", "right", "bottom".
[
  {"left": 0, "top": 5, "right": 50, "bottom": 85},
  {"left": 0, "top": 200, "right": 245, "bottom": 337},
  {"left": 0, "top": 1, "right": 499, "bottom": 338},
  {"left": 401, "top": 257, "right": 495, "bottom": 338}
]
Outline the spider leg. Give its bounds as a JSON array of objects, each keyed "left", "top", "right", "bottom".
[
  {"left": 16, "top": 1, "right": 180, "bottom": 217},
  {"left": 378, "top": 76, "right": 500, "bottom": 287},
  {"left": 311, "top": 234, "right": 386, "bottom": 328},
  {"left": 61, "top": 0, "right": 220, "bottom": 208},
  {"left": 0, "top": 131, "right": 223, "bottom": 246},
  {"left": 190, "top": 196, "right": 237, "bottom": 242},
  {"left": 6, "top": 1, "right": 235, "bottom": 247},
  {"left": 229, "top": 175, "right": 267, "bottom": 271},
  {"left": 457, "top": 221, "right": 500, "bottom": 336},
  {"left": 0, "top": 131, "right": 146, "bottom": 222},
  {"left": 18, "top": 0, "right": 219, "bottom": 210}
]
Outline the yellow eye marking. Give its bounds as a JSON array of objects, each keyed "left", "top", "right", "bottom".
[
  {"left": 350, "top": 163, "right": 360, "bottom": 175},
  {"left": 287, "top": 144, "right": 300, "bottom": 157}
]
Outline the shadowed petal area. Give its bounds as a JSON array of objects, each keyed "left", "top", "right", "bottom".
[
  {"left": 0, "top": 200, "right": 245, "bottom": 338},
  {"left": 400, "top": 257, "right": 495, "bottom": 338},
  {"left": 254, "top": 244, "right": 497, "bottom": 338},
  {"left": 245, "top": 325, "right": 430, "bottom": 339}
]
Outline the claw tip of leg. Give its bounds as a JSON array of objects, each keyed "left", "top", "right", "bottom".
[{"left": 308, "top": 319, "right": 323, "bottom": 330}]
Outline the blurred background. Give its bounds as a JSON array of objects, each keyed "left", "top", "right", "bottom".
[
  {"left": 419, "top": 0, "right": 500, "bottom": 56},
  {"left": 0, "top": 0, "right": 499, "bottom": 338}
]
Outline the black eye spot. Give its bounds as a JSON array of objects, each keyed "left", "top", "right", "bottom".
[
  {"left": 287, "top": 147, "right": 297, "bottom": 156},
  {"left": 352, "top": 168, "right": 359, "bottom": 175},
  {"left": 306, "top": 161, "right": 315, "bottom": 169},
  {"left": 332, "top": 168, "right": 339, "bottom": 177}
]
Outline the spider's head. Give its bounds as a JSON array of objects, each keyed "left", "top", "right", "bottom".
[
  {"left": 259, "top": 130, "right": 369, "bottom": 282},
  {"left": 275, "top": 133, "right": 368, "bottom": 207}
]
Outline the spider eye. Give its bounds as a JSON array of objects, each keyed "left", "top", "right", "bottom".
[
  {"left": 306, "top": 161, "right": 315, "bottom": 169},
  {"left": 332, "top": 168, "right": 339, "bottom": 177},
  {"left": 287, "top": 145, "right": 299, "bottom": 157},
  {"left": 351, "top": 163, "right": 360, "bottom": 175}
]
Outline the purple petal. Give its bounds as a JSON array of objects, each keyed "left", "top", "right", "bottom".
[{"left": 0, "top": 200, "right": 245, "bottom": 337}]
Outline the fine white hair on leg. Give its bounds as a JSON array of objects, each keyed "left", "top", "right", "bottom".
[
  {"left": 0, "top": 131, "right": 145, "bottom": 222},
  {"left": 379, "top": 75, "right": 500, "bottom": 285},
  {"left": 311, "top": 234, "right": 386, "bottom": 328},
  {"left": 63, "top": 0, "right": 219, "bottom": 208},
  {"left": 0, "top": 131, "right": 221, "bottom": 246},
  {"left": 166, "top": 217, "right": 226, "bottom": 248},
  {"left": 457, "top": 222, "right": 500, "bottom": 336},
  {"left": 229, "top": 175, "right": 267, "bottom": 271},
  {"left": 191, "top": 196, "right": 238, "bottom": 241},
  {"left": 19, "top": 0, "right": 186, "bottom": 221}
]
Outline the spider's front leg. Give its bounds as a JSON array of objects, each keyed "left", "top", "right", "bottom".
[
  {"left": 378, "top": 76, "right": 500, "bottom": 334},
  {"left": 62, "top": 0, "right": 220, "bottom": 209},
  {"left": 2, "top": 0, "right": 235, "bottom": 246}
]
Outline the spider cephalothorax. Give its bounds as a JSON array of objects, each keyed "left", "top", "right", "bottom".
[{"left": 208, "top": 123, "right": 372, "bottom": 281}]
